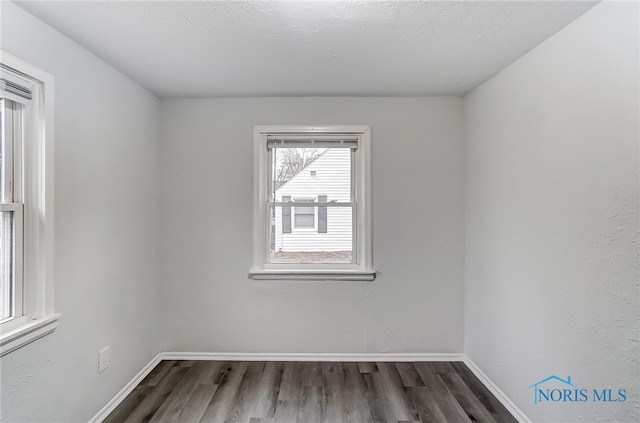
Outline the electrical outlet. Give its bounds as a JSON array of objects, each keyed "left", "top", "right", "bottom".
[{"left": 98, "top": 347, "right": 109, "bottom": 373}]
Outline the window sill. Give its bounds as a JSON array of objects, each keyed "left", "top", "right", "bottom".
[
  {"left": 249, "top": 270, "right": 376, "bottom": 281},
  {"left": 0, "top": 314, "right": 60, "bottom": 357}
]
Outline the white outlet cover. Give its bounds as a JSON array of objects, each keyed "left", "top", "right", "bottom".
[{"left": 98, "top": 347, "right": 109, "bottom": 373}]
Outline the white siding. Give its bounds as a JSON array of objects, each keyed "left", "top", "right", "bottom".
[{"left": 275, "top": 148, "right": 352, "bottom": 252}]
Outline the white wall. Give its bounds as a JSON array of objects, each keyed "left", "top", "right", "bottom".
[
  {"left": 464, "top": 2, "right": 639, "bottom": 422},
  {"left": 158, "top": 97, "right": 464, "bottom": 354},
  {"left": 0, "top": 3, "right": 159, "bottom": 422}
]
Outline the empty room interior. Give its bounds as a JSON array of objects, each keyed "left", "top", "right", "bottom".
[{"left": 0, "top": 1, "right": 638, "bottom": 422}]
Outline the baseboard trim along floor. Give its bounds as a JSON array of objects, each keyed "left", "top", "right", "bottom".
[
  {"left": 88, "top": 352, "right": 530, "bottom": 423},
  {"left": 162, "top": 351, "right": 466, "bottom": 362},
  {"left": 89, "top": 353, "right": 163, "bottom": 423},
  {"left": 462, "top": 357, "right": 531, "bottom": 423}
]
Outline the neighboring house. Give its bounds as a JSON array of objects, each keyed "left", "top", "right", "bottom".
[{"left": 274, "top": 148, "right": 352, "bottom": 253}]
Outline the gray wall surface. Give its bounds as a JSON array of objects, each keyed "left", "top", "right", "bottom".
[
  {"left": 464, "top": 2, "right": 639, "bottom": 421},
  {"left": 157, "top": 97, "right": 465, "bottom": 354},
  {"left": 0, "top": 3, "right": 160, "bottom": 422}
]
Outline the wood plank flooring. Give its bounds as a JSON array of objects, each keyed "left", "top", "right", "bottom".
[{"left": 104, "top": 360, "right": 517, "bottom": 423}]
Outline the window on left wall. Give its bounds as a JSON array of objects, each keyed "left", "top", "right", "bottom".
[{"left": 0, "top": 52, "right": 57, "bottom": 356}]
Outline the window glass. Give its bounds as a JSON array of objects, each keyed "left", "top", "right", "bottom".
[
  {"left": 0, "top": 97, "right": 20, "bottom": 323},
  {"left": 0, "top": 210, "right": 13, "bottom": 321},
  {"left": 269, "top": 146, "right": 353, "bottom": 264},
  {"left": 294, "top": 199, "right": 315, "bottom": 229},
  {"left": 269, "top": 205, "right": 354, "bottom": 264}
]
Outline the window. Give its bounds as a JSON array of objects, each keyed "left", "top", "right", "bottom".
[
  {"left": 293, "top": 199, "right": 316, "bottom": 229},
  {"left": 251, "top": 125, "right": 374, "bottom": 280},
  {"left": 0, "top": 52, "right": 56, "bottom": 356},
  {"left": 1, "top": 97, "right": 25, "bottom": 324}
]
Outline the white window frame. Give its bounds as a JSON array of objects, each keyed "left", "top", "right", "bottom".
[
  {"left": 0, "top": 51, "right": 57, "bottom": 356},
  {"left": 250, "top": 125, "right": 374, "bottom": 281}
]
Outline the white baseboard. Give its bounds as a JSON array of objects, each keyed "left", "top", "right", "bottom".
[
  {"left": 89, "top": 351, "right": 528, "bottom": 423},
  {"left": 462, "top": 356, "right": 531, "bottom": 423},
  {"left": 161, "top": 351, "right": 465, "bottom": 362},
  {"left": 88, "top": 353, "right": 162, "bottom": 423}
]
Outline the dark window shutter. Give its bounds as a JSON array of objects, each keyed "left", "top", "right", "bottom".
[
  {"left": 318, "top": 195, "right": 327, "bottom": 233},
  {"left": 282, "top": 195, "right": 291, "bottom": 234}
]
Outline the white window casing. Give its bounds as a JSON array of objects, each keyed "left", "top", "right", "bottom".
[
  {"left": 0, "top": 51, "right": 57, "bottom": 356},
  {"left": 251, "top": 125, "right": 374, "bottom": 281}
]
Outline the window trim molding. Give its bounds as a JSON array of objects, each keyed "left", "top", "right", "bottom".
[
  {"left": 0, "top": 50, "right": 57, "bottom": 355},
  {"left": 0, "top": 313, "right": 60, "bottom": 356},
  {"left": 250, "top": 125, "right": 374, "bottom": 281}
]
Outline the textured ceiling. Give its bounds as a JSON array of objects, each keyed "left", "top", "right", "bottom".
[{"left": 14, "top": 1, "right": 598, "bottom": 98}]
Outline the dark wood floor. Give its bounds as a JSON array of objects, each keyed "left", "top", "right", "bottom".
[{"left": 104, "top": 360, "right": 517, "bottom": 423}]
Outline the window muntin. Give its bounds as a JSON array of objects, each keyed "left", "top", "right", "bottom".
[{"left": 252, "top": 125, "right": 374, "bottom": 280}]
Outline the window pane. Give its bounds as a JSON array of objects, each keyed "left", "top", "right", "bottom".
[
  {"left": 295, "top": 214, "right": 314, "bottom": 228},
  {"left": 270, "top": 205, "right": 353, "bottom": 264},
  {"left": 0, "top": 211, "right": 14, "bottom": 321},
  {"left": 270, "top": 147, "right": 351, "bottom": 203},
  {"left": 0, "top": 100, "right": 3, "bottom": 198},
  {"left": 294, "top": 198, "right": 315, "bottom": 228},
  {"left": 295, "top": 206, "right": 314, "bottom": 214}
]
